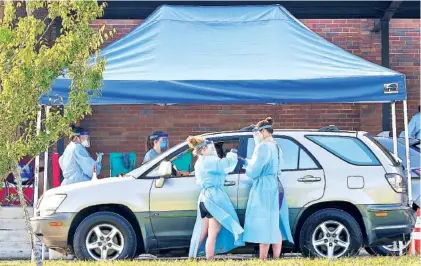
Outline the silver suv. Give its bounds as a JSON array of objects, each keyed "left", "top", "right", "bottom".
[{"left": 31, "top": 130, "right": 416, "bottom": 260}]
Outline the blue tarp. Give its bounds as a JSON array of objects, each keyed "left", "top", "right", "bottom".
[{"left": 43, "top": 5, "right": 407, "bottom": 105}]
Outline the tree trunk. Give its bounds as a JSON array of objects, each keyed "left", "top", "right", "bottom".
[{"left": 13, "top": 166, "right": 43, "bottom": 266}]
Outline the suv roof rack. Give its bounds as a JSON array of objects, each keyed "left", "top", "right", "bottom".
[
  {"left": 200, "top": 128, "right": 357, "bottom": 137},
  {"left": 239, "top": 124, "right": 255, "bottom": 132}
]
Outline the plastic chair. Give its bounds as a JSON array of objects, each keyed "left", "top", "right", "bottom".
[
  {"left": 109, "top": 152, "right": 137, "bottom": 177},
  {"left": 173, "top": 151, "right": 193, "bottom": 172}
]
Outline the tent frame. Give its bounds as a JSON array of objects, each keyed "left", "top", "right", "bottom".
[
  {"left": 34, "top": 100, "right": 414, "bottom": 205},
  {"left": 31, "top": 2, "right": 418, "bottom": 259}
]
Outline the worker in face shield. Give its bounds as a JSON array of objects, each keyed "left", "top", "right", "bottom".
[
  {"left": 143, "top": 131, "right": 170, "bottom": 164},
  {"left": 59, "top": 127, "right": 103, "bottom": 186},
  {"left": 242, "top": 117, "right": 293, "bottom": 260},
  {"left": 187, "top": 136, "right": 244, "bottom": 259},
  {"left": 143, "top": 131, "right": 189, "bottom": 177}
]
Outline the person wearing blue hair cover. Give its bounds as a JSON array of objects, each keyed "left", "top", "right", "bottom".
[
  {"left": 241, "top": 117, "right": 293, "bottom": 260},
  {"left": 143, "top": 131, "right": 169, "bottom": 164},
  {"left": 187, "top": 136, "right": 244, "bottom": 259},
  {"left": 59, "top": 126, "right": 103, "bottom": 186}
]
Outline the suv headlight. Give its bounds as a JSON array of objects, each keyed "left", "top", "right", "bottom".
[{"left": 38, "top": 194, "right": 67, "bottom": 216}]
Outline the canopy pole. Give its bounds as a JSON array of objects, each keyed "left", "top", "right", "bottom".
[
  {"left": 33, "top": 106, "right": 42, "bottom": 213},
  {"left": 403, "top": 100, "right": 412, "bottom": 203},
  {"left": 391, "top": 102, "right": 398, "bottom": 156},
  {"left": 43, "top": 106, "right": 50, "bottom": 194},
  {"left": 41, "top": 106, "right": 50, "bottom": 261},
  {"left": 32, "top": 105, "right": 42, "bottom": 262}
]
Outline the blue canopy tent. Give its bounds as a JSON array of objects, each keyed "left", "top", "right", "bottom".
[
  {"left": 42, "top": 5, "right": 406, "bottom": 105},
  {"left": 39, "top": 5, "right": 413, "bottom": 201}
]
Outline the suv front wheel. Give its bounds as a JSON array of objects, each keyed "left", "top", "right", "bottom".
[
  {"left": 73, "top": 211, "right": 137, "bottom": 260},
  {"left": 299, "top": 208, "right": 363, "bottom": 258}
]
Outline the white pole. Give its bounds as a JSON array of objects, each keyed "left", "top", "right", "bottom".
[
  {"left": 43, "top": 106, "right": 50, "bottom": 194},
  {"left": 391, "top": 102, "right": 398, "bottom": 156},
  {"left": 32, "top": 106, "right": 42, "bottom": 261},
  {"left": 403, "top": 100, "right": 412, "bottom": 203},
  {"left": 41, "top": 106, "right": 50, "bottom": 261},
  {"left": 33, "top": 107, "right": 42, "bottom": 214}
]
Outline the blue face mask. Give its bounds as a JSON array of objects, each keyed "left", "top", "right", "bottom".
[{"left": 160, "top": 141, "right": 167, "bottom": 150}]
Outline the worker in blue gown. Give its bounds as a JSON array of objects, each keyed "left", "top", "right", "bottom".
[
  {"left": 143, "top": 131, "right": 169, "bottom": 164},
  {"left": 242, "top": 117, "right": 294, "bottom": 260},
  {"left": 59, "top": 127, "right": 103, "bottom": 186},
  {"left": 399, "top": 105, "right": 420, "bottom": 140},
  {"left": 187, "top": 136, "right": 244, "bottom": 259}
]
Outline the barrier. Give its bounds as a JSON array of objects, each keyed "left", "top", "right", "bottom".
[{"left": 52, "top": 153, "right": 60, "bottom": 188}]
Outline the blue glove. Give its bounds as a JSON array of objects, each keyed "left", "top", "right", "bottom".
[
  {"left": 96, "top": 152, "right": 104, "bottom": 163},
  {"left": 230, "top": 148, "right": 238, "bottom": 154}
]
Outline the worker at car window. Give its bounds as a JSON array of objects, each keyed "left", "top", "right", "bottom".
[
  {"left": 241, "top": 117, "right": 293, "bottom": 260},
  {"left": 400, "top": 105, "right": 420, "bottom": 140},
  {"left": 59, "top": 126, "right": 103, "bottom": 186},
  {"left": 187, "top": 136, "right": 244, "bottom": 259},
  {"left": 144, "top": 131, "right": 190, "bottom": 177},
  {"left": 143, "top": 131, "right": 169, "bottom": 164}
]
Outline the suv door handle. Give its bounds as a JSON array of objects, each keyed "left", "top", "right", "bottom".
[
  {"left": 224, "top": 181, "right": 236, "bottom": 187},
  {"left": 297, "top": 175, "right": 321, "bottom": 183}
]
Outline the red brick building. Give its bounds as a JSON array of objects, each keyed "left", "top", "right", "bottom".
[{"left": 82, "top": 18, "right": 420, "bottom": 175}]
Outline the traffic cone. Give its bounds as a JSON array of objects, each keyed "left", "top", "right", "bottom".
[{"left": 408, "top": 208, "right": 420, "bottom": 255}]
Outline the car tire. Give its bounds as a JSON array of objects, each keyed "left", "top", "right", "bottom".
[
  {"left": 365, "top": 240, "right": 410, "bottom": 256},
  {"left": 299, "top": 208, "right": 363, "bottom": 258},
  {"left": 73, "top": 211, "right": 137, "bottom": 260}
]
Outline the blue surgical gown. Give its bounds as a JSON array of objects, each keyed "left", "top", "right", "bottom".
[
  {"left": 143, "top": 149, "right": 158, "bottom": 164},
  {"left": 189, "top": 152, "right": 245, "bottom": 257},
  {"left": 243, "top": 141, "right": 294, "bottom": 245},
  {"left": 400, "top": 112, "right": 420, "bottom": 139},
  {"left": 59, "top": 142, "right": 101, "bottom": 186}
]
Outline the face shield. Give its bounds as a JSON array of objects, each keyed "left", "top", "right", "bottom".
[
  {"left": 158, "top": 136, "right": 169, "bottom": 150},
  {"left": 195, "top": 140, "right": 217, "bottom": 157},
  {"left": 80, "top": 131, "right": 90, "bottom": 148},
  {"left": 252, "top": 125, "right": 272, "bottom": 145}
]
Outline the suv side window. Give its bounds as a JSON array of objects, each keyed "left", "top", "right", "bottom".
[
  {"left": 147, "top": 138, "right": 240, "bottom": 177},
  {"left": 246, "top": 137, "right": 318, "bottom": 171},
  {"left": 307, "top": 135, "right": 380, "bottom": 166}
]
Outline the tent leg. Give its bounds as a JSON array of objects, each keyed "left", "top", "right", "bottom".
[
  {"left": 33, "top": 106, "right": 42, "bottom": 212},
  {"left": 403, "top": 100, "right": 412, "bottom": 204},
  {"left": 41, "top": 106, "right": 50, "bottom": 261},
  {"left": 43, "top": 106, "right": 50, "bottom": 194},
  {"left": 391, "top": 102, "right": 398, "bottom": 156},
  {"left": 32, "top": 105, "right": 42, "bottom": 262}
]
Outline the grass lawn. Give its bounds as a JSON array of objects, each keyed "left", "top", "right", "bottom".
[{"left": 0, "top": 257, "right": 419, "bottom": 266}]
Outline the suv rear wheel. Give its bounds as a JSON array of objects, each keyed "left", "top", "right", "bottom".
[
  {"left": 299, "top": 208, "right": 363, "bottom": 258},
  {"left": 73, "top": 211, "right": 137, "bottom": 260}
]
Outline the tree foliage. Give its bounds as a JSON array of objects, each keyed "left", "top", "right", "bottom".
[
  {"left": 0, "top": 1, "right": 113, "bottom": 264},
  {"left": 0, "top": 0, "right": 113, "bottom": 180}
]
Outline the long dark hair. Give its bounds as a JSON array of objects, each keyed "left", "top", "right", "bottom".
[{"left": 146, "top": 131, "right": 167, "bottom": 151}]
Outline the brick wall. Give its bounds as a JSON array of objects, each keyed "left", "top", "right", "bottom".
[
  {"left": 83, "top": 18, "right": 420, "bottom": 175},
  {"left": 390, "top": 19, "right": 421, "bottom": 132}
]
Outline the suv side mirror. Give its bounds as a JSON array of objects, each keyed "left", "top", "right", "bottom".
[
  {"left": 155, "top": 177, "right": 165, "bottom": 188},
  {"left": 155, "top": 161, "right": 172, "bottom": 188}
]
